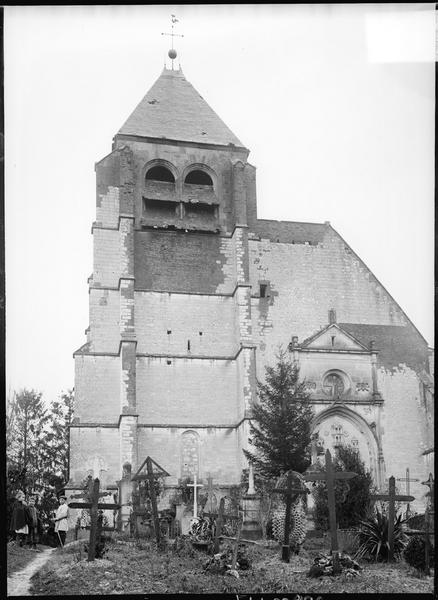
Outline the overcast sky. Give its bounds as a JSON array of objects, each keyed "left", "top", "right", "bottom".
[{"left": 5, "top": 4, "right": 435, "bottom": 404}]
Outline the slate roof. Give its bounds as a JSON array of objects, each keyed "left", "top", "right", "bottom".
[
  {"left": 339, "top": 323, "right": 429, "bottom": 372},
  {"left": 118, "top": 68, "right": 245, "bottom": 148}
]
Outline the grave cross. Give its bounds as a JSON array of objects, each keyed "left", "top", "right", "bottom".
[
  {"left": 421, "top": 472, "right": 434, "bottom": 503},
  {"left": 131, "top": 456, "right": 170, "bottom": 545},
  {"left": 272, "top": 471, "right": 309, "bottom": 563},
  {"left": 206, "top": 476, "right": 217, "bottom": 513},
  {"left": 421, "top": 473, "right": 434, "bottom": 576},
  {"left": 396, "top": 468, "right": 419, "bottom": 518},
  {"left": 68, "top": 478, "right": 120, "bottom": 561},
  {"left": 371, "top": 476, "right": 414, "bottom": 562},
  {"left": 304, "top": 449, "right": 356, "bottom": 572},
  {"left": 145, "top": 456, "right": 162, "bottom": 546},
  {"left": 187, "top": 474, "right": 203, "bottom": 518},
  {"left": 213, "top": 497, "right": 225, "bottom": 553}
]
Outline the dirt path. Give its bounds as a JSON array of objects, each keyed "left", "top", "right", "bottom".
[{"left": 7, "top": 547, "right": 55, "bottom": 596}]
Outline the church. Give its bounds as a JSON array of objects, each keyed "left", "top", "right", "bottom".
[{"left": 68, "top": 57, "right": 434, "bottom": 516}]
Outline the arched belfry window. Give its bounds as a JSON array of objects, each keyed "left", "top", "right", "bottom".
[
  {"left": 145, "top": 165, "right": 175, "bottom": 183},
  {"left": 143, "top": 163, "right": 177, "bottom": 221},
  {"left": 184, "top": 169, "right": 213, "bottom": 186}
]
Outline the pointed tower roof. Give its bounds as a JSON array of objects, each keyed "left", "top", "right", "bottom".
[{"left": 118, "top": 68, "right": 246, "bottom": 149}]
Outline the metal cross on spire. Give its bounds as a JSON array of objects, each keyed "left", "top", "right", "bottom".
[{"left": 161, "top": 14, "right": 184, "bottom": 70}]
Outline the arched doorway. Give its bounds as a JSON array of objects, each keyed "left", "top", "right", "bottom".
[{"left": 311, "top": 406, "right": 383, "bottom": 488}]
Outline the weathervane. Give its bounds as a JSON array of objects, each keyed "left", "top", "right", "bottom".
[{"left": 161, "top": 14, "right": 184, "bottom": 70}]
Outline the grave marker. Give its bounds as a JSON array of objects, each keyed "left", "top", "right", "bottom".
[
  {"left": 304, "top": 449, "right": 356, "bottom": 572},
  {"left": 131, "top": 456, "right": 170, "bottom": 544},
  {"left": 272, "top": 471, "right": 309, "bottom": 562},
  {"left": 213, "top": 497, "right": 225, "bottom": 553},
  {"left": 205, "top": 476, "right": 218, "bottom": 513},
  {"left": 421, "top": 473, "right": 434, "bottom": 576},
  {"left": 68, "top": 478, "right": 120, "bottom": 561},
  {"left": 371, "top": 476, "right": 414, "bottom": 562},
  {"left": 187, "top": 474, "right": 203, "bottom": 518},
  {"left": 396, "top": 468, "right": 419, "bottom": 518},
  {"left": 230, "top": 514, "right": 243, "bottom": 571}
]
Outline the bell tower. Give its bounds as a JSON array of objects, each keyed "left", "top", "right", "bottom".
[{"left": 70, "top": 46, "right": 259, "bottom": 490}]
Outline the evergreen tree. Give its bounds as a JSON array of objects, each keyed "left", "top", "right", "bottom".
[
  {"left": 6, "top": 389, "right": 50, "bottom": 495},
  {"left": 6, "top": 388, "right": 75, "bottom": 528},
  {"left": 244, "top": 349, "right": 314, "bottom": 477},
  {"left": 40, "top": 389, "right": 75, "bottom": 484}
]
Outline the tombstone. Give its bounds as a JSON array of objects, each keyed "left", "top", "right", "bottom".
[
  {"left": 177, "top": 503, "right": 193, "bottom": 535},
  {"left": 241, "top": 462, "right": 263, "bottom": 541}
]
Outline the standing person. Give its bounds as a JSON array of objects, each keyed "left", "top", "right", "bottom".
[
  {"left": 54, "top": 495, "right": 69, "bottom": 547},
  {"left": 10, "top": 492, "right": 29, "bottom": 547},
  {"left": 26, "top": 496, "right": 40, "bottom": 551}
]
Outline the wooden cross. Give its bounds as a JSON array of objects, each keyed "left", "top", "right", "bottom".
[
  {"left": 213, "top": 497, "right": 225, "bottom": 553},
  {"left": 230, "top": 514, "right": 243, "bottom": 571},
  {"left": 304, "top": 449, "right": 356, "bottom": 572},
  {"left": 421, "top": 472, "right": 434, "bottom": 504},
  {"left": 68, "top": 478, "right": 120, "bottom": 561},
  {"left": 145, "top": 457, "right": 161, "bottom": 546},
  {"left": 396, "top": 468, "right": 419, "bottom": 518},
  {"left": 187, "top": 474, "right": 203, "bottom": 518},
  {"left": 421, "top": 473, "right": 434, "bottom": 576},
  {"left": 371, "top": 476, "right": 414, "bottom": 562},
  {"left": 272, "top": 471, "right": 309, "bottom": 563},
  {"left": 131, "top": 456, "right": 170, "bottom": 546},
  {"left": 206, "top": 476, "right": 217, "bottom": 513}
]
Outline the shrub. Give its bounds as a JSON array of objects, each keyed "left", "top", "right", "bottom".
[
  {"left": 405, "top": 514, "right": 425, "bottom": 531},
  {"left": 312, "top": 444, "right": 374, "bottom": 530},
  {"left": 355, "top": 508, "right": 407, "bottom": 561},
  {"left": 404, "top": 535, "right": 434, "bottom": 571}
]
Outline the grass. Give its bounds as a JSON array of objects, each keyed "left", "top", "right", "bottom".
[
  {"left": 7, "top": 541, "right": 52, "bottom": 577},
  {"left": 28, "top": 534, "right": 435, "bottom": 595}
]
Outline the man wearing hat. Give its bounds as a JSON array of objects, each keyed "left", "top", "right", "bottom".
[{"left": 53, "top": 495, "right": 69, "bottom": 547}]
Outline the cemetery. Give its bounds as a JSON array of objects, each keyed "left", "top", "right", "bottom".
[{"left": 24, "top": 457, "right": 434, "bottom": 595}]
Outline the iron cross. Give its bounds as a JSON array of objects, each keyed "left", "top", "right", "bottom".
[
  {"left": 396, "top": 468, "right": 419, "bottom": 518},
  {"left": 161, "top": 14, "right": 184, "bottom": 69}
]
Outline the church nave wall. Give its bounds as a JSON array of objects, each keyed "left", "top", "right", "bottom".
[
  {"left": 378, "top": 366, "right": 431, "bottom": 513},
  {"left": 136, "top": 356, "right": 241, "bottom": 425},
  {"left": 137, "top": 425, "right": 242, "bottom": 487}
]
